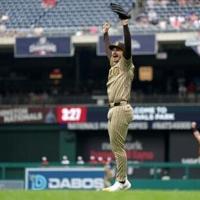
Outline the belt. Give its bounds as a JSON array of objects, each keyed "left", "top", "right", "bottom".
[{"left": 109, "top": 101, "right": 128, "bottom": 108}]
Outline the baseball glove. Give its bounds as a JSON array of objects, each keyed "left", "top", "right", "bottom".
[{"left": 110, "top": 3, "right": 131, "bottom": 20}]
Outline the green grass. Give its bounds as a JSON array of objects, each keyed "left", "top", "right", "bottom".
[{"left": 0, "top": 190, "right": 200, "bottom": 200}]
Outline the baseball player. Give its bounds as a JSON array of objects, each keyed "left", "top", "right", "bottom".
[
  {"left": 192, "top": 122, "right": 200, "bottom": 157},
  {"left": 102, "top": 4, "right": 134, "bottom": 192}
]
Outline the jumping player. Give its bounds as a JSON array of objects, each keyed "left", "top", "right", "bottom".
[{"left": 102, "top": 18, "right": 134, "bottom": 192}]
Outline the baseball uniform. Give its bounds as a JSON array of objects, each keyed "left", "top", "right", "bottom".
[{"left": 104, "top": 24, "right": 134, "bottom": 182}]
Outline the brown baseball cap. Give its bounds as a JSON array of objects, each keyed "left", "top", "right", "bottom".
[{"left": 109, "top": 41, "right": 125, "bottom": 51}]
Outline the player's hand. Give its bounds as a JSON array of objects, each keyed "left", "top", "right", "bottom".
[
  {"left": 103, "top": 22, "right": 111, "bottom": 33},
  {"left": 121, "top": 19, "right": 129, "bottom": 26},
  {"left": 191, "top": 121, "right": 197, "bottom": 131}
]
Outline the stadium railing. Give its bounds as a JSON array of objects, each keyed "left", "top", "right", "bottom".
[
  {"left": 0, "top": 161, "right": 199, "bottom": 179},
  {"left": 0, "top": 94, "right": 200, "bottom": 105},
  {"left": 0, "top": 161, "right": 200, "bottom": 189}
]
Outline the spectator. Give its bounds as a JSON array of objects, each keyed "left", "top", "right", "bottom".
[
  {"left": 187, "top": 12, "right": 200, "bottom": 29},
  {"left": 76, "top": 156, "right": 85, "bottom": 165},
  {"left": 33, "top": 27, "right": 44, "bottom": 37},
  {"left": 89, "top": 26, "right": 98, "bottom": 35},
  {"left": 194, "top": 0, "right": 200, "bottom": 5},
  {"left": 1, "top": 14, "right": 9, "bottom": 22},
  {"left": 136, "top": 13, "right": 149, "bottom": 27},
  {"left": 169, "top": 15, "right": 185, "bottom": 30},
  {"left": 89, "top": 155, "right": 98, "bottom": 165},
  {"left": 177, "top": 0, "right": 187, "bottom": 6},
  {"left": 105, "top": 157, "right": 112, "bottom": 165},
  {"left": 41, "top": 156, "right": 49, "bottom": 167},
  {"left": 161, "top": 170, "right": 171, "bottom": 181},
  {"left": 97, "top": 156, "right": 106, "bottom": 165},
  {"left": 147, "top": 0, "right": 155, "bottom": 9},
  {"left": 148, "top": 9, "right": 159, "bottom": 25},
  {"left": 187, "top": 81, "right": 196, "bottom": 101},
  {"left": 159, "top": 20, "right": 167, "bottom": 30},
  {"left": 45, "top": 108, "right": 57, "bottom": 123},
  {"left": 42, "top": 0, "right": 57, "bottom": 8},
  {"left": 61, "top": 155, "right": 70, "bottom": 166},
  {"left": 178, "top": 83, "right": 187, "bottom": 99},
  {"left": 149, "top": 168, "right": 162, "bottom": 179},
  {"left": 159, "top": 0, "right": 169, "bottom": 8}
]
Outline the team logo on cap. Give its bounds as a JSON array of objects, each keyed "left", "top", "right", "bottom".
[{"left": 115, "top": 41, "right": 120, "bottom": 46}]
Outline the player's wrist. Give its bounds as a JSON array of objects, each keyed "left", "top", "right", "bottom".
[
  {"left": 102, "top": 22, "right": 111, "bottom": 34},
  {"left": 103, "top": 30, "right": 108, "bottom": 34},
  {"left": 121, "top": 19, "right": 128, "bottom": 26}
]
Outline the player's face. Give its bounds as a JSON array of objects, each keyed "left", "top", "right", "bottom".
[{"left": 111, "top": 47, "right": 123, "bottom": 63}]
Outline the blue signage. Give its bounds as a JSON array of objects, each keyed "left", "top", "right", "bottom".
[
  {"left": 66, "top": 105, "right": 200, "bottom": 130},
  {"left": 185, "top": 36, "right": 200, "bottom": 56},
  {"left": 25, "top": 167, "right": 104, "bottom": 190},
  {"left": 97, "top": 34, "right": 156, "bottom": 55},
  {"left": 15, "top": 36, "right": 73, "bottom": 58}
]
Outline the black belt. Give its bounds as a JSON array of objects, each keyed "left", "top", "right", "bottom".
[
  {"left": 113, "top": 102, "right": 120, "bottom": 106},
  {"left": 109, "top": 101, "right": 128, "bottom": 108}
]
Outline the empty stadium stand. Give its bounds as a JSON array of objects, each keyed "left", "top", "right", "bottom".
[
  {"left": 0, "top": 0, "right": 199, "bottom": 34},
  {"left": 0, "top": 0, "right": 132, "bottom": 30}
]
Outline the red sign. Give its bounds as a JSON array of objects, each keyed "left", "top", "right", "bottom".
[
  {"left": 42, "top": 0, "right": 57, "bottom": 7},
  {"left": 56, "top": 106, "right": 87, "bottom": 123}
]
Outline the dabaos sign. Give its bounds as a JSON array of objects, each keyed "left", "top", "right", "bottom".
[
  {"left": 56, "top": 106, "right": 87, "bottom": 123},
  {"left": 46, "top": 178, "right": 103, "bottom": 189},
  {"left": 25, "top": 167, "right": 104, "bottom": 190}
]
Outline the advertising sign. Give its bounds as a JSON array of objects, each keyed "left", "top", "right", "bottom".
[
  {"left": 0, "top": 107, "right": 57, "bottom": 124},
  {"left": 15, "top": 36, "right": 73, "bottom": 57},
  {"left": 56, "top": 106, "right": 87, "bottom": 124},
  {"left": 67, "top": 105, "right": 199, "bottom": 130},
  {"left": 25, "top": 167, "right": 104, "bottom": 190},
  {"left": 185, "top": 35, "right": 200, "bottom": 56},
  {"left": 97, "top": 34, "right": 156, "bottom": 55},
  {"left": 77, "top": 131, "right": 165, "bottom": 162},
  {"left": 0, "top": 105, "right": 199, "bottom": 130}
]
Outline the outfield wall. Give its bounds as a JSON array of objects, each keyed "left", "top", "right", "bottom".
[
  {"left": 0, "top": 163, "right": 200, "bottom": 190},
  {"left": 0, "top": 104, "right": 200, "bottom": 189}
]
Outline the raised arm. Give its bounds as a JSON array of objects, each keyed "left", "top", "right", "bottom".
[
  {"left": 103, "top": 22, "right": 112, "bottom": 60},
  {"left": 194, "top": 131, "right": 200, "bottom": 144},
  {"left": 192, "top": 122, "right": 200, "bottom": 144},
  {"left": 122, "top": 19, "right": 131, "bottom": 60}
]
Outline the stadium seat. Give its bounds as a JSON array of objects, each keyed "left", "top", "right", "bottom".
[{"left": 0, "top": 0, "right": 199, "bottom": 33}]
